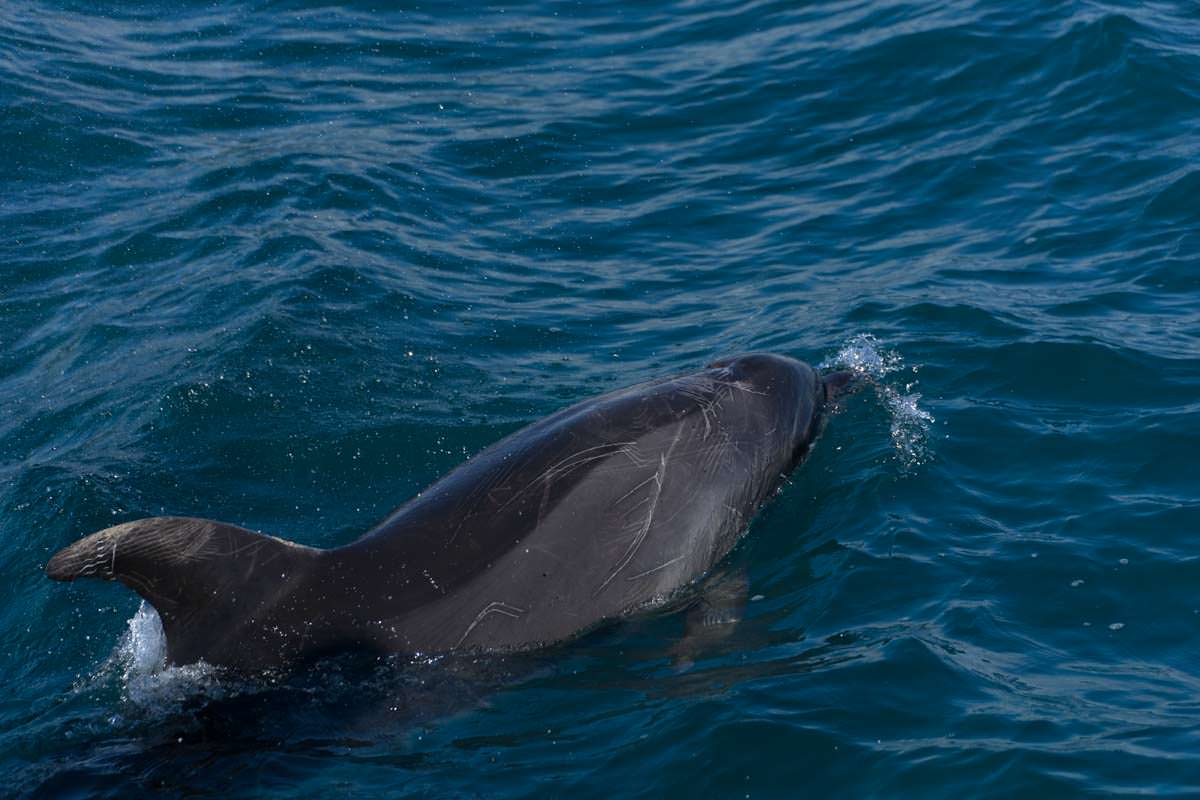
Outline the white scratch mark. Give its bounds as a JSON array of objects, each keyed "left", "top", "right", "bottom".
[
  {"left": 595, "top": 426, "right": 684, "bottom": 594},
  {"left": 454, "top": 601, "right": 526, "bottom": 649},
  {"left": 613, "top": 473, "right": 662, "bottom": 506},
  {"left": 626, "top": 554, "right": 685, "bottom": 581}
]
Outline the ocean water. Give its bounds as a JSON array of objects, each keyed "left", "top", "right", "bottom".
[{"left": 3, "top": 0, "right": 1199, "bottom": 796}]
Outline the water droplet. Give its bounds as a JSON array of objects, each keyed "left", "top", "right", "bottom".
[{"left": 822, "top": 334, "right": 932, "bottom": 470}]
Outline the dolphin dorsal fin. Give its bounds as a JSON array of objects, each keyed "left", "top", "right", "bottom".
[{"left": 46, "top": 517, "right": 318, "bottom": 667}]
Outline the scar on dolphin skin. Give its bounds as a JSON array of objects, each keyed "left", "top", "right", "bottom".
[
  {"left": 455, "top": 601, "right": 527, "bottom": 649},
  {"left": 626, "top": 554, "right": 686, "bottom": 581},
  {"left": 596, "top": 426, "right": 685, "bottom": 594}
]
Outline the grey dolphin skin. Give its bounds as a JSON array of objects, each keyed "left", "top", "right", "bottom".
[{"left": 47, "top": 354, "right": 851, "bottom": 672}]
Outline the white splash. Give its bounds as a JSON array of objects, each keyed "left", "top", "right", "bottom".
[
  {"left": 822, "top": 333, "right": 934, "bottom": 470},
  {"left": 823, "top": 333, "right": 904, "bottom": 378},
  {"left": 121, "top": 601, "right": 166, "bottom": 677},
  {"left": 99, "top": 602, "right": 224, "bottom": 710}
]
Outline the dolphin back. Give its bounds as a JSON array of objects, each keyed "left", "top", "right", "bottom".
[{"left": 347, "top": 354, "right": 829, "bottom": 652}]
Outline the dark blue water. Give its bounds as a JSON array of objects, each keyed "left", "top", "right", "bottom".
[{"left": 3, "top": 0, "right": 1199, "bottom": 796}]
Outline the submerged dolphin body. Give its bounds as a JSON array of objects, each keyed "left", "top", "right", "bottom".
[{"left": 47, "top": 354, "right": 851, "bottom": 671}]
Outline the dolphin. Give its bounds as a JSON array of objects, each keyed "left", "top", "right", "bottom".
[{"left": 46, "top": 353, "right": 852, "bottom": 672}]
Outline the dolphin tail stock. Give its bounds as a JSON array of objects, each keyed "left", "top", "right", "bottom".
[{"left": 45, "top": 516, "right": 320, "bottom": 666}]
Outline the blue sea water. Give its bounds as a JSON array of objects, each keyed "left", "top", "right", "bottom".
[{"left": 3, "top": 0, "right": 1199, "bottom": 796}]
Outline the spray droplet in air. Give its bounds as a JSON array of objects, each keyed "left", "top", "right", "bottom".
[{"left": 821, "top": 333, "right": 934, "bottom": 471}]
